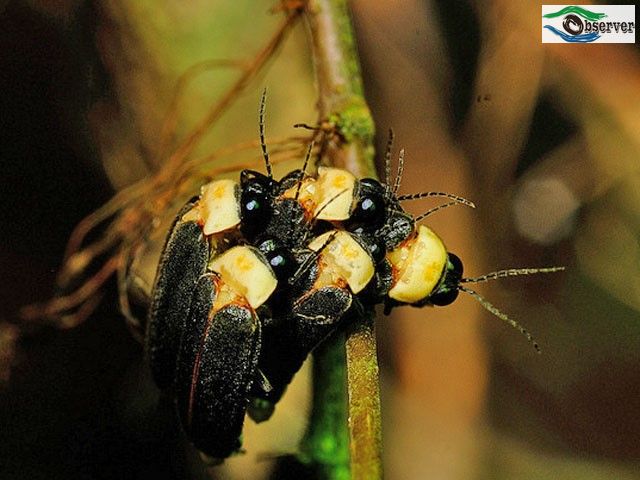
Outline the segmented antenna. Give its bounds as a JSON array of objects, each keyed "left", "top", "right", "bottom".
[
  {"left": 259, "top": 89, "right": 273, "bottom": 179},
  {"left": 461, "top": 267, "right": 565, "bottom": 284},
  {"left": 295, "top": 141, "right": 314, "bottom": 201},
  {"left": 408, "top": 193, "right": 476, "bottom": 222},
  {"left": 458, "top": 285, "right": 541, "bottom": 353},
  {"left": 397, "top": 191, "right": 475, "bottom": 208},
  {"left": 392, "top": 148, "right": 405, "bottom": 194},
  {"left": 457, "top": 266, "right": 564, "bottom": 353},
  {"left": 414, "top": 201, "right": 467, "bottom": 222},
  {"left": 293, "top": 123, "right": 317, "bottom": 130},
  {"left": 384, "top": 129, "right": 395, "bottom": 188}
]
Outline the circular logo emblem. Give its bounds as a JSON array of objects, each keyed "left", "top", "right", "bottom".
[{"left": 562, "top": 14, "right": 584, "bottom": 35}]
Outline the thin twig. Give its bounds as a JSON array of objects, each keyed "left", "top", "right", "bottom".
[
  {"left": 163, "top": 9, "right": 302, "bottom": 174},
  {"left": 305, "top": 0, "right": 382, "bottom": 478}
]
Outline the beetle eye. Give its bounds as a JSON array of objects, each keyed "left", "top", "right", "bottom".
[
  {"left": 346, "top": 178, "right": 386, "bottom": 229},
  {"left": 429, "top": 288, "right": 459, "bottom": 306},
  {"left": 355, "top": 195, "right": 383, "bottom": 221},
  {"left": 257, "top": 238, "right": 296, "bottom": 282},
  {"left": 267, "top": 248, "right": 296, "bottom": 282},
  {"left": 268, "top": 249, "right": 296, "bottom": 282},
  {"left": 243, "top": 194, "right": 268, "bottom": 215},
  {"left": 241, "top": 185, "right": 271, "bottom": 238}
]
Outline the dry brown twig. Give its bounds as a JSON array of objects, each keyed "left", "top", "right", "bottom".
[{"left": 20, "top": 5, "right": 309, "bottom": 329}]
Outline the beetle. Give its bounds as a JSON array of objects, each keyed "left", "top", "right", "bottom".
[
  {"left": 248, "top": 219, "right": 562, "bottom": 422},
  {"left": 147, "top": 167, "right": 560, "bottom": 460},
  {"left": 145, "top": 173, "right": 373, "bottom": 458},
  {"left": 145, "top": 194, "right": 279, "bottom": 458},
  {"left": 174, "top": 250, "right": 268, "bottom": 460},
  {"left": 144, "top": 169, "right": 318, "bottom": 459},
  {"left": 144, "top": 92, "right": 371, "bottom": 458},
  {"left": 246, "top": 135, "right": 562, "bottom": 416},
  {"left": 295, "top": 137, "right": 562, "bottom": 353},
  {"left": 146, "top": 91, "right": 324, "bottom": 393},
  {"left": 145, "top": 94, "right": 563, "bottom": 462},
  {"left": 248, "top": 229, "right": 375, "bottom": 417}
]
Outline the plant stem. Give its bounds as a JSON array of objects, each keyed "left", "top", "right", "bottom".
[
  {"left": 306, "top": 0, "right": 375, "bottom": 176},
  {"left": 299, "top": 331, "right": 350, "bottom": 480},
  {"left": 301, "top": 1, "right": 382, "bottom": 479}
]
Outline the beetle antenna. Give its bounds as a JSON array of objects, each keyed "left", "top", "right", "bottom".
[
  {"left": 458, "top": 285, "right": 541, "bottom": 354},
  {"left": 392, "top": 148, "right": 405, "bottom": 194},
  {"left": 461, "top": 266, "right": 565, "bottom": 284},
  {"left": 289, "top": 231, "right": 338, "bottom": 286},
  {"left": 415, "top": 201, "right": 472, "bottom": 222},
  {"left": 259, "top": 88, "right": 273, "bottom": 179},
  {"left": 295, "top": 141, "right": 314, "bottom": 201},
  {"left": 293, "top": 123, "right": 318, "bottom": 131},
  {"left": 397, "top": 191, "right": 475, "bottom": 208},
  {"left": 384, "top": 128, "right": 394, "bottom": 189},
  {"left": 310, "top": 188, "right": 349, "bottom": 226}
]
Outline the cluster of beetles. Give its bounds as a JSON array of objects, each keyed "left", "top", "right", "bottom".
[{"left": 145, "top": 97, "right": 562, "bottom": 462}]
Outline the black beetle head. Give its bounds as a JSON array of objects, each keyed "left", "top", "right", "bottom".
[
  {"left": 347, "top": 178, "right": 387, "bottom": 231},
  {"left": 429, "top": 253, "right": 464, "bottom": 306},
  {"left": 257, "top": 236, "right": 298, "bottom": 283},
  {"left": 240, "top": 170, "right": 277, "bottom": 240}
]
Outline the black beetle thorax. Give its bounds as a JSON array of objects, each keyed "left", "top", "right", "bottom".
[{"left": 263, "top": 198, "right": 311, "bottom": 250}]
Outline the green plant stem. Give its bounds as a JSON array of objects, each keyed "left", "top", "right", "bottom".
[
  {"left": 299, "top": 331, "right": 350, "bottom": 480},
  {"left": 300, "top": 1, "right": 382, "bottom": 479}
]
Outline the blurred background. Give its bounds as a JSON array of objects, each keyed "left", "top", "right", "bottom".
[{"left": 0, "top": 1, "right": 639, "bottom": 479}]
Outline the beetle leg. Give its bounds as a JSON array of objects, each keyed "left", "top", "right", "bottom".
[
  {"left": 146, "top": 200, "right": 210, "bottom": 390},
  {"left": 176, "top": 273, "right": 261, "bottom": 460}
]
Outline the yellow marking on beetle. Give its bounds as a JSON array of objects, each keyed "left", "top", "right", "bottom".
[
  {"left": 234, "top": 253, "right": 254, "bottom": 272},
  {"left": 313, "top": 167, "right": 356, "bottom": 221},
  {"left": 280, "top": 168, "right": 355, "bottom": 220},
  {"left": 282, "top": 178, "right": 316, "bottom": 201},
  {"left": 200, "top": 179, "right": 241, "bottom": 235},
  {"left": 181, "top": 205, "right": 201, "bottom": 224},
  {"left": 342, "top": 243, "right": 359, "bottom": 260},
  {"left": 209, "top": 246, "right": 277, "bottom": 309},
  {"left": 387, "top": 225, "right": 447, "bottom": 303},
  {"left": 211, "top": 276, "right": 244, "bottom": 311},
  {"left": 309, "top": 230, "right": 374, "bottom": 294},
  {"left": 281, "top": 178, "right": 318, "bottom": 219},
  {"left": 331, "top": 173, "right": 348, "bottom": 189},
  {"left": 212, "top": 183, "right": 227, "bottom": 199}
]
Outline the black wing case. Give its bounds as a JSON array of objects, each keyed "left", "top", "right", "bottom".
[
  {"left": 256, "top": 286, "right": 352, "bottom": 407},
  {"left": 146, "top": 200, "right": 209, "bottom": 390},
  {"left": 176, "top": 274, "right": 261, "bottom": 459}
]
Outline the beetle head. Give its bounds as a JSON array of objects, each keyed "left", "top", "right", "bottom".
[
  {"left": 240, "top": 170, "right": 277, "bottom": 240},
  {"left": 427, "top": 253, "right": 463, "bottom": 306}
]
